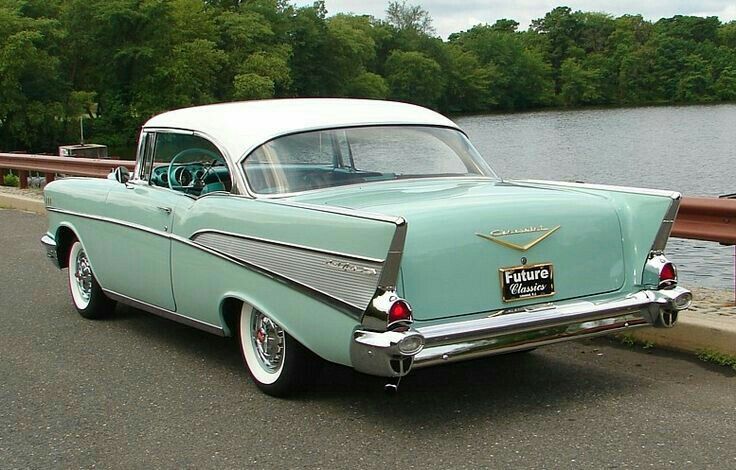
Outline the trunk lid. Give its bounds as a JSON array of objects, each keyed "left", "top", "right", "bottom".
[{"left": 287, "top": 178, "right": 626, "bottom": 321}]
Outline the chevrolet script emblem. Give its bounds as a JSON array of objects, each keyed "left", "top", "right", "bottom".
[{"left": 476, "top": 225, "right": 560, "bottom": 251}]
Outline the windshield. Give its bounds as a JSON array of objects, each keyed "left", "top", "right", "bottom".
[{"left": 242, "top": 126, "right": 497, "bottom": 195}]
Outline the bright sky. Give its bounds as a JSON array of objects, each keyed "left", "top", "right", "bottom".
[{"left": 292, "top": 0, "right": 736, "bottom": 38}]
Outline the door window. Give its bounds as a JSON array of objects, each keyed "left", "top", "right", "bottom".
[{"left": 142, "top": 132, "right": 232, "bottom": 196}]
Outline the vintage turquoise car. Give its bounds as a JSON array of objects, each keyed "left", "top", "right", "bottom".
[{"left": 41, "top": 99, "right": 692, "bottom": 396}]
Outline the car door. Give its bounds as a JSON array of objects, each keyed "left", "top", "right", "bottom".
[{"left": 102, "top": 131, "right": 196, "bottom": 311}]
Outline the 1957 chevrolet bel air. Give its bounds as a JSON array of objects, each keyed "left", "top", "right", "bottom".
[{"left": 41, "top": 99, "right": 692, "bottom": 396}]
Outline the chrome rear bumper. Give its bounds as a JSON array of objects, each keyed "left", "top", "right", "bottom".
[{"left": 351, "top": 287, "right": 692, "bottom": 377}]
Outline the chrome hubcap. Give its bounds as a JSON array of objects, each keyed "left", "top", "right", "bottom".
[
  {"left": 251, "top": 311, "right": 284, "bottom": 373},
  {"left": 74, "top": 250, "right": 93, "bottom": 302}
]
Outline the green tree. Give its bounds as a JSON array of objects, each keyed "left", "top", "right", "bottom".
[
  {"left": 0, "top": 2, "right": 66, "bottom": 151},
  {"left": 713, "top": 66, "right": 736, "bottom": 100},
  {"left": 385, "top": 50, "right": 444, "bottom": 108},
  {"left": 385, "top": 0, "right": 434, "bottom": 35},
  {"left": 345, "top": 72, "right": 389, "bottom": 99},
  {"left": 675, "top": 54, "right": 714, "bottom": 101},
  {"left": 560, "top": 58, "right": 601, "bottom": 105},
  {"left": 441, "top": 46, "right": 495, "bottom": 112},
  {"left": 233, "top": 73, "right": 274, "bottom": 99}
]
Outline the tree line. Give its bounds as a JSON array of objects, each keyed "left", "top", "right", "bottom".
[{"left": 2, "top": 0, "right": 736, "bottom": 154}]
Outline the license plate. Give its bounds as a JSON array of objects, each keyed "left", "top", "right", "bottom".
[{"left": 499, "top": 263, "right": 555, "bottom": 302}]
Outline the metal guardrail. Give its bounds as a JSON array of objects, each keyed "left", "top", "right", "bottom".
[
  {"left": 671, "top": 196, "right": 736, "bottom": 245},
  {"left": 0, "top": 153, "right": 733, "bottom": 246},
  {"left": 0, "top": 153, "right": 134, "bottom": 188}
]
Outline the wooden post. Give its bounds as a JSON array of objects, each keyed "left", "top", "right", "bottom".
[
  {"left": 18, "top": 170, "right": 29, "bottom": 189},
  {"left": 44, "top": 172, "right": 55, "bottom": 185}
]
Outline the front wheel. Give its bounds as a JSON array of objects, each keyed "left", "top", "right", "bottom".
[
  {"left": 237, "top": 304, "right": 319, "bottom": 397},
  {"left": 67, "top": 240, "right": 115, "bottom": 319}
]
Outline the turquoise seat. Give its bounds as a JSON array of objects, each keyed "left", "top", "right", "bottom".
[{"left": 200, "top": 181, "right": 226, "bottom": 195}]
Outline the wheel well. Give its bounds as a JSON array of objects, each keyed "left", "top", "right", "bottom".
[
  {"left": 55, "top": 226, "right": 77, "bottom": 269},
  {"left": 221, "top": 297, "right": 244, "bottom": 337}
]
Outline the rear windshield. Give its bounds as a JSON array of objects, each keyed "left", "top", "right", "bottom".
[{"left": 242, "top": 126, "right": 497, "bottom": 195}]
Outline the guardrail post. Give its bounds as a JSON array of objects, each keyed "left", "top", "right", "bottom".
[{"left": 18, "top": 170, "right": 29, "bottom": 189}]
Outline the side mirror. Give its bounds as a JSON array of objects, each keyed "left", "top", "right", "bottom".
[{"left": 108, "top": 166, "right": 130, "bottom": 184}]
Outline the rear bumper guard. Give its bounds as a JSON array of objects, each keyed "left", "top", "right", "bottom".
[
  {"left": 40, "top": 234, "right": 59, "bottom": 269},
  {"left": 351, "top": 287, "right": 692, "bottom": 377}
]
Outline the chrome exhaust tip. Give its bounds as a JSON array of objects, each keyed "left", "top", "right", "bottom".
[{"left": 656, "top": 309, "right": 678, "bottom": 328}]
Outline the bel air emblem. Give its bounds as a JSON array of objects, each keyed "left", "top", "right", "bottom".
[{"left": 476, "top": 225, "right": 561, "bottom": 251}]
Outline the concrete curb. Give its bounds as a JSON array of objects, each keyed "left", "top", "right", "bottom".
[
  {"left": 627, "top": 310, "right": 736, "bottom": 356},
  {"left": 0, "top": 193, "right": 45, "bottom": 215}
]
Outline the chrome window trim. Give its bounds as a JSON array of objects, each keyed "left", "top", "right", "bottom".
[
  {"left": 103, "top": 289, "right": 224, "bottom": 336},
  {"left": 138, "top": 127, "right": 248, "bottom": 196},
  {"left": 237, "top": 124, "right": 495, "bottom": 199}
]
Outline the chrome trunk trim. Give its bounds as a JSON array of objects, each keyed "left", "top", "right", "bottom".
[{"left": 650, "top": 196, "right": 682, "bottom": 252}]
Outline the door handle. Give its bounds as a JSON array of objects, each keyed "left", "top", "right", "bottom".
[{"left": 157, "top": 206, "right": 172, "bottom": 214}]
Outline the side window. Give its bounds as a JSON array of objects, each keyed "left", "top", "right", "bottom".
[{"left": 145, "top": 132, "right": 232, "bottom": 196}]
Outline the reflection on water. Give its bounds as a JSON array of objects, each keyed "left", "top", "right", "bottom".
[{"left": 457, "top": 104, "right": 736, "bottom": 290}]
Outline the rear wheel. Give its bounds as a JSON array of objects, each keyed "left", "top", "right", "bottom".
[
  {"left": 67, "top": 240, "right": 115, "bottom": 319},
  {"left": 237, "top": 304, "right": 319, "bottom": 397}
]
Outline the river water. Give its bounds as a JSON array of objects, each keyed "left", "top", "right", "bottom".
[{"left": 456, "top": 104, "right": 736, "bottom": 290}]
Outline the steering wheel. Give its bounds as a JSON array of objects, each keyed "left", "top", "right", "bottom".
[{"left": 167, "top": 148, "right": 224, "bottom": 192}]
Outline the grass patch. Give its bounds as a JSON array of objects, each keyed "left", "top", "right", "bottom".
[
  {"left": 617, "top": 334, "right": 654, "bottom": 350},
  {"left": 697, "top": 349, "right": 736, "bottom": 371}
]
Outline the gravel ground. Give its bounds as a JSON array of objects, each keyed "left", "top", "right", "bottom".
[
  {"left": 690, "top": 287, "right": 736, "bottom": 317},
  {"left": 0, "top": 185, "right": 44, "bottom": 200}
]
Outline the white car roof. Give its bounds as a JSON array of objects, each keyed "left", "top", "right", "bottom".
[{"left": 143, "top": 99, "right": 461, "bottom": 160}]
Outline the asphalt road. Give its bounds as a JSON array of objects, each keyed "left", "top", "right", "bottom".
[{"left": 1, "top": 209, "right": 735, "bottom": 469}]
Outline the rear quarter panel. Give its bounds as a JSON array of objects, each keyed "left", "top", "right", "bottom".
[{"left": 170, "top": 195, "right": 399, "bottom": 366}]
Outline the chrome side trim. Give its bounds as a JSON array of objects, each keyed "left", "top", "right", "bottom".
[
  {"left": 189, "top": 228, "right": 384, "bottom": 264},
  {"left": 45, "top": 207, "right": 370, "bottom": 318},
  {"left": 173, "top": 233, "right": 363, "bottom": 318},
  {"left": 192, "top": 231, "right": 384, "bottom": 310},
  {"left": 46, "top": 207, "right": 169, "bottom": 238},
  {"left": 104, "top": 289, "right": 224, "bottom": 336},
  {"left": 40, "top": 234, "right": 60, "bottom": 269},
  {"left": 650, "top": 196, "right": 682, "bottom": 252}
]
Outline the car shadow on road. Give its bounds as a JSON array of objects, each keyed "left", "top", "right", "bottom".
[{"left": 109, "top": 304, "right": 652, "bottom": 427}]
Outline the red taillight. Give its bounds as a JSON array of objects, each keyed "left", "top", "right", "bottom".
[
  {"left": 659, "top": 262, "right": 677, "bottom": 286},
  {"left": 388, "top": 300, "right": 412, "bottom": 324}
]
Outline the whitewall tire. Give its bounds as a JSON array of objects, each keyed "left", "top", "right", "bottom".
[
  {"left": 67, "top": 240, "right": 115, "bottom": 319},
  {"left": 237, "top": 304, "right": 319, "bottom": 397}
]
